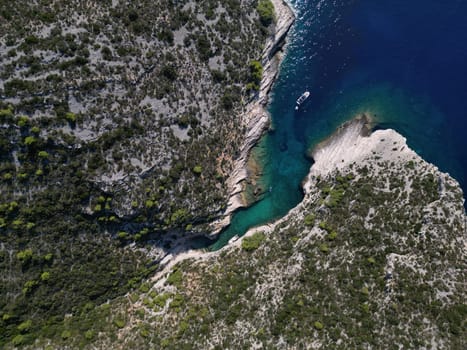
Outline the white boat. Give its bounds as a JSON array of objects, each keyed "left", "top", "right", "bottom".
[
  {"left": 228, "top": 235, "right": 239, "bottom": 244},
  {"left": 295, "top": 91, "right": 310, "bottom": 110}
]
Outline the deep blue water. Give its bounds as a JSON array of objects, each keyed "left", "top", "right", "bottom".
[{"left": 211, "top": 0, "right": 467, "bottom": 249}]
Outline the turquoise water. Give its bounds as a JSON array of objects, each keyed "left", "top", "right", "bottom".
[{"left": 211, "top": 0, "right": 467, "bottom": 249}]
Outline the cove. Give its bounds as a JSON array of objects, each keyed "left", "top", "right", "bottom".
[{"left": 210, "top": 0, "right": 467, "bottom": 250}]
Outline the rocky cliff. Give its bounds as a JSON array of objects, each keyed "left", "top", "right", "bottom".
[{"left": 213, "top": 0, "right": 295, "bottom": 233}]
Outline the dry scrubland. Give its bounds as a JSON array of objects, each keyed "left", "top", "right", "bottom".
[
  {"left": 0, "top": 0, "right": 282, "bottom": 346},
  {"left": 17, "top": 115, "right": 466, "bottom": 349},
  {"left": 0, "top": 0, "right": 465, "bottom": 348}
]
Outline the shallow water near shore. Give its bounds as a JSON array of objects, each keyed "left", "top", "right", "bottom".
[{"left": 210, "top": 0, "right": 467, "bottom": 250}]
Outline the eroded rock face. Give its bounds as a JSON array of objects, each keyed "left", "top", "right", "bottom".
[
  {"left": 46, "top": 116, "right": 465, "bottom": 349},
  {"left": 212, "top": 0, "right": 295, "bottom": 234}
]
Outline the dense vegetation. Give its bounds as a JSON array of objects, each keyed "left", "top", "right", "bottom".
[
  {"left": 257, "top": 0, "right": 275, "bottom": 26},
  {"left": 0, "top": 0, "right": 277, "bottom": 346}
]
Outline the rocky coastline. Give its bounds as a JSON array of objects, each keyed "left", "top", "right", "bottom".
[
  {"left": 235, "top": 113, "right": 465, "bottom": 244},
  {"left": 104, "top": 114, "right": 466, "bottom": 350},
  {"left": 211, "top": 0, "right": 295, "bottom": 234},
  {"left": 152, "top": 112, "right": 465, "bottom": 281}
]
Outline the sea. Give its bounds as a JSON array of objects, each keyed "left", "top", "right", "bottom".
[{"left": 210, "top": 0, "right": 467, "bottom": 249}]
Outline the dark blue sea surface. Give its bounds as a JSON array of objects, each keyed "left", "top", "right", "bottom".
[{"left": 211, "top": 0, "right": 467, "bottom": 249}]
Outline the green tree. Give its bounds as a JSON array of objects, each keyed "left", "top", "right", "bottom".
[
  {"left": 257, "top": 0, "right": 275, "bottom": 26},
  {"left": 241, "top": 232, "right": 266, "bottom": 251},
  {"left": 319, "top": 244, "right": 329, "bottom": 253},
  {"left": 65, "top": 112, "right": 76, "bottom": 123},
  {"left": 38, "top": 150, "right": 49, "bottom": 159},
  {"left": 304, "top": 213, "right": 315, "bottom": 226},
  {"left": 249, "top": 60, "right": 263, "bottom": 84},
  {"left": 17, "top": 319, "right": 32, "bottom": 333},
  {"left": 17, "top": 249, "right": 33, "bottom": 265},
  {"left": 22, "top": 280, "right": 38, "bottom": 294},
  {"left": 24, "top": 136, "right": 37, "bottom": 146},
  {"left": 40, "top": 271, "right": 51, "bottom": 281},
  {"left": 17, "top": 115, "right": 29, "bottom": 127},
  {"left": 314, "top": 321, "right": 324, "bottom": 330}
]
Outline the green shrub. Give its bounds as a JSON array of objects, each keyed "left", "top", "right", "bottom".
[
  {"left": 241, "top": 232, "right": 266, "bottom": 251},
  {"left": 319, "top": 244, "right": 329, "bottom": 253},
  {"left": 113, "top": 318, "right": 125, "bottom": 328},
  {"left": 17, "top": 115, "right": 29, "bottom": 127},
  {"left": 246, "top": 82, "right": 259, "bottom": 92},
  {"left": 154, "top": 293, "right": 170, "bottom": 308},
  {"left": 196, "top": 34, "right": 212, "bottom": 60},
  {"left": 61, "top": 330, "right": 72, "bottom": 339},
  {"left": 40, "top": 271, "right": 51, "bottom": 281},
  {"left": 18, "top": 173, "right": 28, "bottom": 181},
  {"left": 304, "top": 214, "right": 315, "bottom": 226},
  {"left": 161, "top": 64, "right": 178, "bottom": 81},
  {"left": 139, "top": 283, "right": 150, "bottom": 293},
  {"left": 22, "top": 280, "right": 38, "bottom": 294},
  {"left": 117, "top": 231, "right": 128, "bottom": 240},
  {"left": 314, "top": 321, "right": 324, "bottom": 330},
  {"left": 140, "top": 328, "right": 150, "bottom": 338},
  {"left": 328, "top": 231, "right": 337, "bottom": 240},
  {"left": 178, "top": 320, "right": 189, "bottom": 335},
  {"left": 145, "top": 199, "right": 155, "bottom": 208},
  {"left": 319, "top": 221, "right": 328, "bottom": 231},
  {"left": 17, "top": 249, "right": 33, "bottom": 264},
  {"left": 158, "top": 28, "right": 174, "bottom": 45},
  {"left": 17, "top": 319, "right": 32, "bottom": 333},
  {"left": 169, "top": 294, "right": 185, "bottom": 309},
  {"left": 170, "top": 209, "right": 188, "bottom": 224},
  {"left": 38, "top": 151, "right": 49, "bottom": 159},
  {"left": 0, "top": 107, "right": 13, "bottom": 118},
  {"left": 24, "top": 136, "right": 37, "bottom": 146},
  {"left": 84, "top": 330, "right": 94, "bottom": 340},
  {"left": 101, "top": 46, "right": 112, "bottom": 60},
  {"left": 167, "top": 268, "right": 183, "bottom": 287},
  {"left": 406, "top": 160, "right": 415, "bottom": 169},
  {"left": 257, "top": 0, "right": 275, "bottom": 26},
  {"left": 249, "top": 60, "right": 263, "bottom": 84},
  {"left": 327, "top": 188, "right": 345, "bottom": 207},
  {"left": 129, "top": 293, "right": 139, "bottom": 303},
  {"left": 12, "top": 334, "right": 25, "bottom": 346},
  {"left": 43, "top": 253, "right": 53, "bottom": 262}
]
